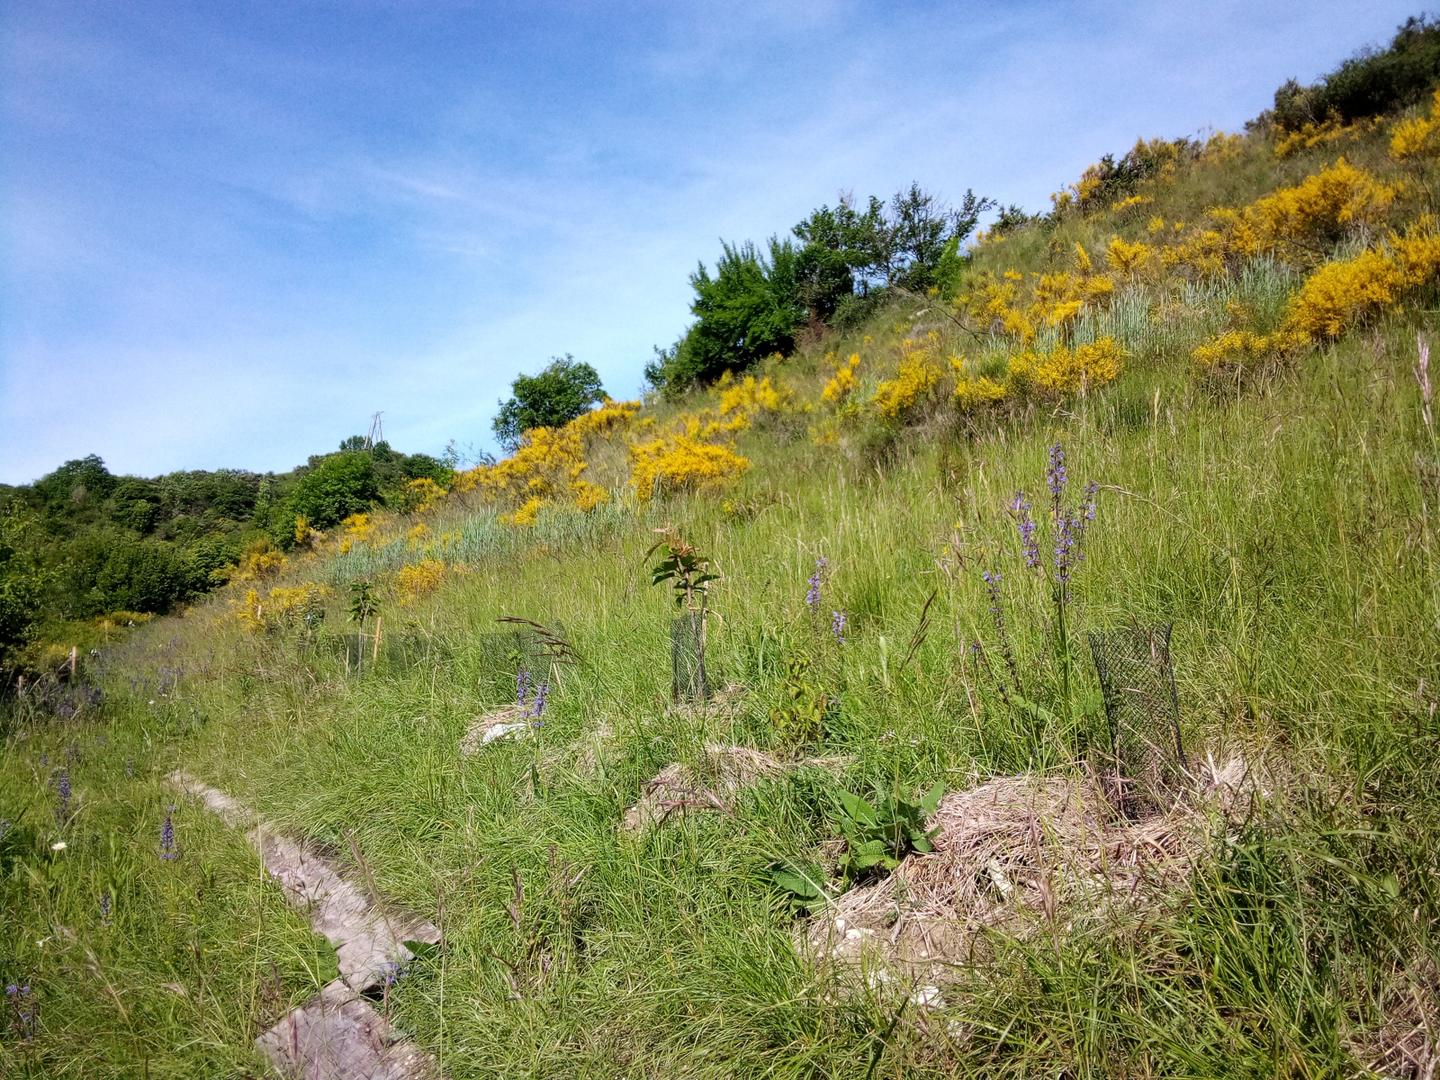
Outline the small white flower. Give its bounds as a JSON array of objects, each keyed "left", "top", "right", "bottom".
[
  {"left": 148, "top": 700, "right": 156, "bottom": 706},
  {"left": 50, "top": 841, "right": 67, "bottom": 851}
]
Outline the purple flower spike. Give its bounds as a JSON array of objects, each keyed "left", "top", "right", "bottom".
[
  {"left": 517, "top": 668, "right": 531, "bottom": 708},
  {"left": 806, "top": 557, "right": 827, "bottom": 613},
  {"left": 159, "top": 808, "right": 179, "bottom": 861},
  {"left": 1046, "top": 443, "right": 1068, "bottom": 514},
  {"left": 831, "top": 610, "right": 847, "bottom": 643},
  {"left": 1009, "top": 492, "right": 1040, "bottom": 570},
  {"left": 981, "top": 569, "right": 1003, "bottom": 612},
  {"left": 530, "top": 681, "right": 549, "bottom": 719}
]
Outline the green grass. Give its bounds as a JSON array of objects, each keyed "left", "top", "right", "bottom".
[{"left": 5, "top": 116, "right": 1440, "bottom": 1077}]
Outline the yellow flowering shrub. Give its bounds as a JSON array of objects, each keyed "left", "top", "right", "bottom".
[
  {"left": 454, "top": 399, "right": 637, "bottom": 510},
  {"left": 466, "top": 425, "right": 582, "bottom": 504},
  {"left": 232, "top": 540, "right": 286, "bottom": 582},
  {"left": 396, "top": 559, "right": 445, "bottom": 602},
  {"left": 822, "top": 353, "right": 862, "bottom": 403},
  {"left": 570, "top": 479, "right": 609, "bottom": 512},
  {"left": 1111, "top": 193, "right": 1152, "bottom": 215},
  {"left": 1159, "top": 160, "right": 1398, "bottom": 277},
  {"left": 629, "top": 435, "right": 750, "bottom": 501},
  {"left": 342, "top": 512, "right": 376, "bottom": 543},
  {"left": 1201, "top": 131, "right": 1247, "bottom": 162},
  {"left": 679, "top": 410, "right": 750, "bottom": 440},
  {"left": 1191, "top": 329, "right": 1309, "bottom": 379},
  {"left": 1275, "top": 114, "right": 1352, "bottom": 158},
  {"left": 949, "top": 357, "right": 1007, "bottom": 410},
  {"left": 293, "top": 516, "right": 314, "bottom": 547},
  {"left": 405, "top": 477, "right": 447, "bottom": 513},
  {"left": 964, "top": 272, "right": 1034, "bottom": 339},
  {"left": 568, "top": 398, "right": 641, "bottom": 438},
  {"left": 1106, "top": 236, "right": 1153, "bottom": 277},
  {"left": 1160, "top": 226, "right": 1231, "bottom": 278},
  {"left": 1391, "top": 105, "right": 1440, "bottom": 163},
  {"left": 406, "top": 523, "right": 429, "bottom": 546},
  {"left": 1284, "top": 227, "right": 1440, "bottom": 340},
  {"left": 1242, "top": 158, "right": 1398, "bottom": 255},
  {"left": 872, "top": 339, "right": 945, "bottom": 419},
  {"left": 236, "top": 582, "right": 330, "bottom": 633},
  {"left": 808, "top": 416, "right": 842, "bottom": 446},
  {"left": 718, "top": 374, "right": 788, "bottom": 419},
  {"left": 502, "top": 496, "right": 546, "bottom": 527},
  {"left": 1008, "top": 338, "right": 1123, "bottom": 396}
]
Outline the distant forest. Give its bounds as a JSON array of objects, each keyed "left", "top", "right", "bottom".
[{"left": 0, "top": 440, "right": 452, "bottom": 666}]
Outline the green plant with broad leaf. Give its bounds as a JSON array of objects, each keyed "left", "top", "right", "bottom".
[
  {"left": 767, "top": 859, "right": 831, "bottom": 915},
  {"left": 645, "top": 528, "right": 718, "bottom": 612},
  {"left": 769, "top": 654, "right": 833, "bottom": 749},
  {"left": 835, "top": 782, "right": 944, "bottom": 884}
]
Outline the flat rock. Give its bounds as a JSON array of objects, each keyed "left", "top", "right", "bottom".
[
  {"left": 171, "top": 773, "right": 441, "bottom": 992},
  {"left": 256, "top": 979, "right": 439, "bottom": 1079},
  {"left": 458, "top": 705, "right": 534, "bottom": 757}
]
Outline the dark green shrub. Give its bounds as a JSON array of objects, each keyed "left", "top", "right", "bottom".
[{"left": 493, "top": 355, "right": 606, "bottom": 451}]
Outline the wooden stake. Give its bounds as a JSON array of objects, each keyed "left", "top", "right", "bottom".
[
  {"left": 372, "top": 616, "right": 383, "bottom": 664},
  {"left": 70, "top": 646, "right": 78, "bottom": 677}
]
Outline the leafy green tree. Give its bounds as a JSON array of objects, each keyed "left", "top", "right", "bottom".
[
  {"left": 93, "top": 540, "right": 191, "bottom": 614},
  {"left": 646, "top": 239, "right": 804, "bottom": 390},
  {"left": 285, "top": 452, "right": 379, "bottom": 531},
  {"left": 31, "top": 454, "right": 116, "bottom": 518},
  {"left": 0, "top": 502, "right": 49, "bottom": 665},
  {"left": 873, "top": 184, "right": 994, "bottom": 292},
  {"left": 792, "top": 198, "right": 884, "bottom": 323},
  {"left": 1266, "top": 16, "right": 1440, "bottom": 131},
  {"left": 493, "top": 356, "right": 606, "bottom": 451}
]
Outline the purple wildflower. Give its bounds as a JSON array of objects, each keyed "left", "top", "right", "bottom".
[
  {"left": 1046, "top": 443, "right": 1068, "bottom": 515},
  {"left": 831, "top": 610, "right": 847, "bottom": 643},
  {"left": 981, "top": 569, "right": 1004, "bottom": 614},
  {"left": 6, "top": 983, "right": 35, "bottom": 1041},
  {"left": 159, "top": 806, "right": 178, "bottom": 861},
  {"left": 1082, "top": 480, "right": 1099, "bottom": 522},
  {"left": 516, "top": 668, "right": 531, "bottom": 708},
  {"left": 55, "top": 770, "right": 72, "bottom": 826},
  {"left": 530, "top": 681, "right": 549, "bottom": 719},
  {"left": 806, "top": 557, "right": 827, "bottom": 613},
  {"left": 1053, "top": 513, "right": 1082, "bottom": 595},
  {"left": 1009, "top": 492, "right": 1040, "bottom": 570}
]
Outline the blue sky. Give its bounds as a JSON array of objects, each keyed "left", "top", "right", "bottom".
[{"left": 0, "top": 0, "right": 1422, "bottom": 483}]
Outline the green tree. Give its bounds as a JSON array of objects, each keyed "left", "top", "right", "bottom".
[
  {"left": 0, "top": 501, "right": 49, "bottom": 666},
  {"left": 792, "top": 198, "right": 885, "bottom": 323},
  {"left": 646, "top": 238, "right": 804, "bottom": 390},
  {"left": 493, "top": 355, "right": 606, "bottom": 451},
  {"left": 285, "top": 452, "right": 379, "bottom": 531},
  {"left": 873, "top": 184, "right": 994, "bottom": 292}
]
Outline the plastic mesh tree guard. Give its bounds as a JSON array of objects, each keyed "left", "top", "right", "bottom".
[
  {"left": 671, "top": 611, "right": 709, "bottom": 704},
  {"left": 1087, "top": 623, "right": 1185, "bottom": 808}
]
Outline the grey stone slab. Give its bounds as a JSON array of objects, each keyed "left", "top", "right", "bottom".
[{"left": 256, "top": 979, "right": 439, "bottom": 1079}]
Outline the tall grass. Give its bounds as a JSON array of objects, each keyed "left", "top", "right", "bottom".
[{"left": 4, "top": 118, "right": 1438, "bottom": 1076}]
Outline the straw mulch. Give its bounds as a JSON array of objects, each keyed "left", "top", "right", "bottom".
[{"left": 806, "top": 754, "right": 1262, "bottom": 982}]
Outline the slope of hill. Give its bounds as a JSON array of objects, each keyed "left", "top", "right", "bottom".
[{"left": 3, "top": 23, "right": 1440, "bottom": 1078}]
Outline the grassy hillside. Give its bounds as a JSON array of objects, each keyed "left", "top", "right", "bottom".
[{"left": 4, "top": 39, "right": 1440, "bottom": 1079}]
